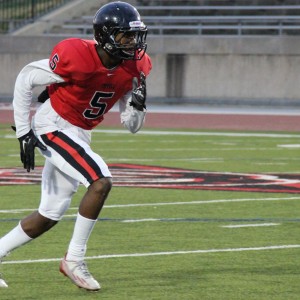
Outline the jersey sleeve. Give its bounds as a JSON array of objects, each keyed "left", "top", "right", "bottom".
[
  {"left": 48, "top": 38, "right": 97, "bottom": 82},
  {"left": 122, "top": 53, "right": 152, "bottom": 82},
  {"left": 13, "top": 59, "right": 64, "bottom": 137},
  {"left": 138, "top": 53, "right": 152, "bottom": 77},
  {"left": 119, "top": 91, "right": 146, "bottom": 133}
]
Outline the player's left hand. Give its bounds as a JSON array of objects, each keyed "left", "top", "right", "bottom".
[
  {"left": 130, "top": 72, "right": 146, "bottom": 111},
  {"left": 12, "top": 126, "right": 47, "bottom": 172}
]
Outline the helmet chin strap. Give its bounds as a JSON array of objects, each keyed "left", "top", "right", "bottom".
[
  {"left": 103, "top": 42, "right": 135, "bottom": 60},
  {"left": 104, "top": 43, "right": 113, "bottom": 51},
  {"left": 103, "top": 43, "right": 120, "bottom": 58}
]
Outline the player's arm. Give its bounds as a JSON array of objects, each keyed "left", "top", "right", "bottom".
[
  {"left": 119, "top": 91, "right": 146, "bottom": 134},
  {"left": 13, "top": 59, "right": 64, "bottom": 172},
  {"left": 13, "top": 59, "right": 64, "bottom": 138},
  {"left": 119, "top": 72, "right": 147, "bottom": 133}
]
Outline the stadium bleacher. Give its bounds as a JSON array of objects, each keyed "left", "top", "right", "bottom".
[
  {"left": 2, "top": 0, "right": 300, "bottom": 36},
  {"left": 0, "top": 0, "right": 71, "bottom": 34},
  {"left": 40, "top": 0, "right": 300, "bottom": 37}
]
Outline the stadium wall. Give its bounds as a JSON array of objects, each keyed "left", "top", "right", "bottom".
[{"left": 1, "top": 35, "right": 300, "bottom": 106}]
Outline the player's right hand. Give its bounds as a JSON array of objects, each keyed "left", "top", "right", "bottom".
[{"left": 12, "top": 127, "right": 47, "bottom": 172}]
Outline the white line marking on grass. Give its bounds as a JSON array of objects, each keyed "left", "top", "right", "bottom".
[
  {"left": 3, "top": 135, "right": 16, "bottom": 139},
  {"left": 254, "top": 162, "right": 287, "bottom": 165},
  {"left": 3, "top": 245, "right": 300, "bottom": 265},
  {"left": 4, "top": 129, "right": 300, "bottom": 139},
  {"left": 221, "top": 223, "right": 280, "bottom": 228},
  {"left": 102, "top": 196, "right": 300, "bottom": 208},
  {"left": 1, "top": 196, "right": 300, "bottom": 214},
  {"left": 111, "top": 197, "right": 299, "bottom": 207},
  {"left": 0, "top": 208, "right": 37, "bottom": 213},
  {"left": 93, "top": 129, "right": 300, "bottom": 138},
  {"left": 106, "top": 158, "right": 223, "bottom": 162},
  {"left": 278, "top": 144, "right": 300, "bottom": 148},
  {"left": 121, "top": 218, "right": 159, "bottom": 223}
]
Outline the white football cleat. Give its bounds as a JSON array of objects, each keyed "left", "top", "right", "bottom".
[
  {"left": 0, "top": 273, "right": 8, "bottom": 288},
  {"left": 0, "top": 258, "right": 8, "bottom": 288},
  {"left": 59, "top": 256, "right": 100, "bottom": 291}
]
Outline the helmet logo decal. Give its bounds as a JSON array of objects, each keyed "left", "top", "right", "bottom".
[{"left": 129, "top": 21, "right": 145, "bottom": 28}]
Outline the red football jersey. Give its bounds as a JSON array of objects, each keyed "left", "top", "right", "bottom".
[{"left": 47, "top": 38, "right": 152, "bottom": 129}]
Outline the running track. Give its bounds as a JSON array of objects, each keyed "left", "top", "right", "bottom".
[{"left": 1, "top": 103, "right": 299, "bottom": 132}]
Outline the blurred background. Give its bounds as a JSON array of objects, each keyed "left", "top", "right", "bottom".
[{"left": 1, "top": 0, "right": 300, "bottom": 109}]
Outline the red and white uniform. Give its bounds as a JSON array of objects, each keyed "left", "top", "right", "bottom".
[
  {"left": 12, "top": 38, "right": 152, "bottom": 220},
  {"left": 14, "top": 38, "right": 152, "bottom": 136},
  {"left": 48, "top": 38, "right": 151, "bottom": 130}
]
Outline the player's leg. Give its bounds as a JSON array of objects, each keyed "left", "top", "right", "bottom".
[
  {"left": 59, "top": 179, "right": 112, "bottom": 291},
  {"left": 0, "top": 160, "right": 78, "bottom": 253},
  {"left": 0, "top": 160, "right": 78, "bottom": 287},
  {"left": 40, "top": 130, "right": 112, "bottom": 291},
  {"left": 22, "top": 159, "right": 80, "bottom": 237}
]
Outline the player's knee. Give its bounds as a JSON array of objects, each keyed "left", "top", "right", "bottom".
[
  {"left": 91, "top": 177, "right": 112, "bottom": 197},
  {"left": 21, "top": 212, "right": 58, "bottom": 238},
  {"left": 41, "top": 216, "right": 58, "bottom": 232}
]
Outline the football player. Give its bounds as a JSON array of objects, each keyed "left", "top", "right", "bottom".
[{"left": 0, "top": 1, "right": 151, "bottom": 291}]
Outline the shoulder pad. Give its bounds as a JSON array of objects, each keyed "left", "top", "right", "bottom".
[{"left": 49, "top": 38, "right": 97, "bottom": 81}]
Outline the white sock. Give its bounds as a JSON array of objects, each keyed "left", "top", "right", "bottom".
[
  {"left": 66, "top": 213, "right": 97, "bottom": 262},
  {"left": 0, "top": 222, "right": 32, "bottom": 258}
]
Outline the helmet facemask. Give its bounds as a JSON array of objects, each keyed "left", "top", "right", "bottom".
[{"left": 106, "top": 27, "right": 147, "bottom": 60}]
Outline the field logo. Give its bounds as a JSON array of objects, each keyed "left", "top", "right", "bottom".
[{"left": 0, "top": 164, "right": 300, "bottom": 193}]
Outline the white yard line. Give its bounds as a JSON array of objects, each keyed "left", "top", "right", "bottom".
[
  {"left": 92, "top": 129, "right": 300, "bottom": 138},
  {"left": 3, "top": 244, "right": 300, "bottom": 265},
  {"left": 221, "top": 223, "right": 280, "bottom": 228},
  {"left": 1, "top": 196, "right": 300, "bottom": 214},
  {"left": 105, "top": 158, "right": 222, "bottom": 162},
  {"left": 4, "top": 129, "right": 300, "bottom": 138},
  {"left": 102, "top": 197, "right": 300, "bottom": 208},
  {"left": 278, "top": 144, "right": 300, "bottom": 148},
  {"left": 120, "top": 218, "right": 160, "bottom": 223}
]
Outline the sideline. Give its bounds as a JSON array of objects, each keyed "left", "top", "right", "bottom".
[{"left": 2, "top": 103, "right": 300, "bottom": 116}]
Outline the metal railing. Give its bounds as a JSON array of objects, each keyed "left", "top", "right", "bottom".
[
  {"left": 0, "top": 0, "right": 71, "bottom": 34},
  {"left": 133, "top": 5, "right": 300, "bottom": 36},
  {"left": 45, "top": 5, "right": 300, "bottom": 36},
  {"left": 3, "top": 4, "right": 300, "bottom": 36}
]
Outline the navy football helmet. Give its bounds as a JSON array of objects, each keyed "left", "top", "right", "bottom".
[{"left": 93, "top": 1, "right": 147, "bottom": 60}]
